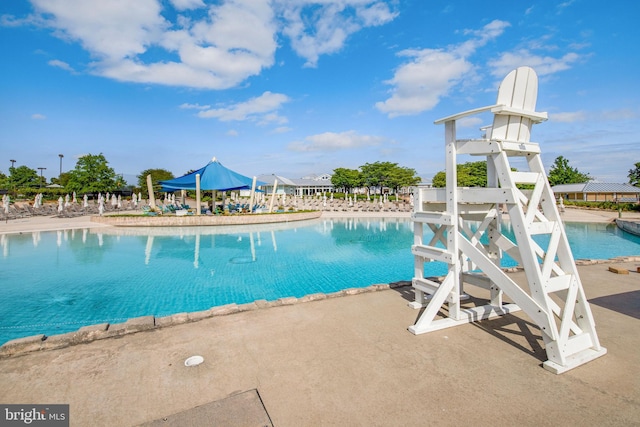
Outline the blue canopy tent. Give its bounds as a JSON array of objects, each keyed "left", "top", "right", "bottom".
[
  {"left": 158, "top": 157, "right": 266, "bottom": 214},
  {"left": 160, "top": 158, "right": 265, "bottom": 191}
]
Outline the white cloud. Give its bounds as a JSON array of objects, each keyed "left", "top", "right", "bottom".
[
  {"left": 31, "top": 113, "right": 47, "bottom": 120},
  {"left": 551, "top": 111, "right": 587, "bottom": 123},
  {"left": 0, "top": 14, "right": 39, "bottom": 27},
  {"left": 32, "top": 0, "right": 167, "bottom": 59},
  {"left": 48, "top": 59, "right": 75, "bottom": 72},
  {"left": 288, "top": 130, "right": 385, "bottom": 152},
  {"left": 375, "top": 49, "right": 472, "bottom": 117},
  {"left": 272, "top": 126, "right": 292, "bottom": 134},
  {"left": 488, "top": 50, "right": 582, "bottom": 78},
  {"left": 458, "top": 19, "right": 510, "bottom": 57},
  {"left": 258, "top": 112, "right": 288, "bottom": 125},
  {"left": 552, "top": 109, "right": 637, "bottom": 123},
  {"left": 457, "top": 116, "right": 483, "bottom": 128},
  {"left": 18, "top": 0, "right": 397, "bottom": 89},
  {"left": 226, "top": 129, "right": 239, "bottom": 136},
  {"left": 179, "top": 103, "right": 211, "bottom": 110},
  {"left": 28, "top": 0, "right": 277, "bottom": 89},
  {"left": 356, "top": 1, "right": 399, "bottom": 27},
  {"left": 556, "top": 0, "right": 576, "bottom": 13},
  {"left": 169, "top": 0, "right": 205, "bottom": 11},
  {"left": 376, "top": 20, "right": 509, "bottom": 117},
  {"left": 97, "top": 59, "right": 232, "bottom": 89},
  {"left": 568, "top": 42, "right": 590, "bottom": 50},
  {"left": 277, "top": 0, "right": 398, "bottom": 67},
  {"left": 601, "top": 109, "right": 637, "bottom": 121},
  {"left": 197, "top": 91, "right": 290, "bottom": 122}
]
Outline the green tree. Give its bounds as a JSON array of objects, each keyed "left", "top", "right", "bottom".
[
  {"left": 360, "top": 161, "right": 391, "bottom": 193},
  {"left": 114, "top": 173, "right": 127, "bottom": 189},
  {"left": 66, "top": 153, "right": 117, "bottom": 194},
  {"left": 432, "top": 161, "right": 487, "bottom": 188},
  {"left": 137, "top": 168, "right": 175, "bottom": 193},
  {"left": 0, "top": 171, "right": 9, "bottom": 189},
  {"left": 331, "top": 168, "right": 363, "bottom": 193},
  {"left": 459, "top": 161, "right": 487, "bottom": 187},
  {"left": 386, "top": 166, "right": 421, "bottom": 193},
  {"left": 628, "top": 162, "right": 640, "bottom": 187},
  {"left": 431, "top": 171, "right": 445, "bottom": 187},
  {"left": 361, "top": 161, "right": 390, "bottom": 193},
  {"left": 547, "top": 156, "right": 590, "bottom": 186},
  {"left": 50, "top": 172, "right": 72, "bottom": 188},
  {"left": 9, "top": 165, "right": 40, "bottom": 188},
  {"left": 360, "top": 162, "right": 421, "bottom": 193}
]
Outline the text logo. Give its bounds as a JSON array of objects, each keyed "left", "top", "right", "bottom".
[{"left": 1, "top": 405, "right": 68, "bottom": 427}]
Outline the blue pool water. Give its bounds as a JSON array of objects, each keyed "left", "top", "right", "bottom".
[{"left": 1, "top": 217, "right": 639, "bottom": 344}]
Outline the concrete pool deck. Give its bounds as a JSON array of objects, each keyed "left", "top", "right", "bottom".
[
  {"left": 1, "top": 208, "right": 639, "bottom": 425},
  {"left": 1, "top": 260, "right": 639, "bottom": 426}
]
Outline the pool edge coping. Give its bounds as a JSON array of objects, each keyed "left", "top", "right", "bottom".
[
  {"left": 90, "top": 210, "right": 322, "bottom": 227},
  {"left": 2, "top": 255, "right": 639, "bottom": 359},
  {"left": 0, "top": 281, "right": 407, "bottom": 358}
]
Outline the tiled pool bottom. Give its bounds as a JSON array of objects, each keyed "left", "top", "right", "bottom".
[
  {"left": 0, "top": 280, "right": 411, "bottom": 356},
  {"left": 1, "top": 218, "right": 639, "bottom": 345}
]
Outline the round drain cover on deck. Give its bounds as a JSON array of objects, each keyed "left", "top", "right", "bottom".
[{"left": 184, "top": 355, "right": 204, "bottom": 367}]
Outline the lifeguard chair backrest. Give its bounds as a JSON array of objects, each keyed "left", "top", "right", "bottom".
[{"left": 490, "top": 66, "right": 539, "bottom": 143}]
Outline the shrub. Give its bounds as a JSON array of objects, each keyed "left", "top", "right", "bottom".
[{"left": 563, "top": 200, "right": 640, "bottom": 212}]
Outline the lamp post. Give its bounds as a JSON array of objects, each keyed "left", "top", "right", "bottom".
[
  {"left": 38, "top": 167, "right": 46, "bottom": 188},
  {"left": 9, "top": 160, "right": 16, "bottom": 197},
  {"left": 58, "top": 154, "right": 63, "bottom": 178}
]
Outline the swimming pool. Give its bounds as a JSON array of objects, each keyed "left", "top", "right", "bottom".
[{"left": 1, "top": 217, "right": 639, "bottom": 344}]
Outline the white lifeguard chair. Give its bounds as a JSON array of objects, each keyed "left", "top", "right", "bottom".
[{"left": 409, "top": 66, "right": 606, "bottom": 373}]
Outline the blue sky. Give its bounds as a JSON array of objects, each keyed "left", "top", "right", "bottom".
[{"left": 1, "top": 0, "right": 638, "bottom": 185}]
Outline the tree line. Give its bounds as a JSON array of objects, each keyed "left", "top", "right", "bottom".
[
  {"left": 2, "top": 153, "right": 639, "bottom": 198},
  {"left": 0, "top": 154, "right": 141, "bottom": 198},
  {"left": 431, "top": 156, "right": 640, "bottom": 188},
  {"left": 0, "top": 156, "right": 423, "bottom": 199},
  {"left": 0, "top": 153, "right": 125, "bottom": 195},
  {"left": 331, "top": 162, "right": 421, "bottom": 194}
]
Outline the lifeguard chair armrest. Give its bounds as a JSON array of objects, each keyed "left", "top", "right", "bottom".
[
  {"left": 491, "top": 106, "right": 548, "bottom": 123},
  {"left": 434, "top": 104, "right": 548, "bottom": 125},
  {"left": 434, "top": 105, "right": 498, "bottom": 125}
]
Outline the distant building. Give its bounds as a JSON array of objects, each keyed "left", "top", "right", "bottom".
[
  {"left": 256, "top": 174, "right": 298, "bottom": 195},
  {"left": 291, "top": 173, "right": 334, "bottom": 196},
  {"left": 551, "top": 182, "right": 640, "bottom": 203},
  {"left": 301, "top": 173, "right": 332, "bottom": 181},
  {"left": 257, "top": 171, "right": 429, "bottom": 196},
  {"left": 257, "top": 173, "right": 334, "bottom": 196}
]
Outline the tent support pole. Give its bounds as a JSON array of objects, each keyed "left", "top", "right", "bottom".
[
  {"left": 146, "top": 174, "right": 156, "bottom": 209},
  {"left": 249, "top": 176, "right": 257, "bottom": 213},
  {"left": 269, "top": 179, "right": 278, "bottom": 213},
  {"left": 196, "top": 174, "right": 201, "bottom": 216}
]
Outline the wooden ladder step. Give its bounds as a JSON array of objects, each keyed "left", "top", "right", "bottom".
[
  {"left": 412, "top": 245, "right": 453, "bottom": 264},
  {"left": 412, "top": 277, "right": 441, "bottom": 295},
  {"left": 412, "top": 211, "right": 453, "bottom": 225}
]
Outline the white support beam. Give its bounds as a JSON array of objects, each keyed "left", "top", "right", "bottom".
[
  {"left": 461, "top": 272, "right": 492, "bottom": 289},
  {"left": 409, "top": 304, "right": 521, "bottom": 335}
]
